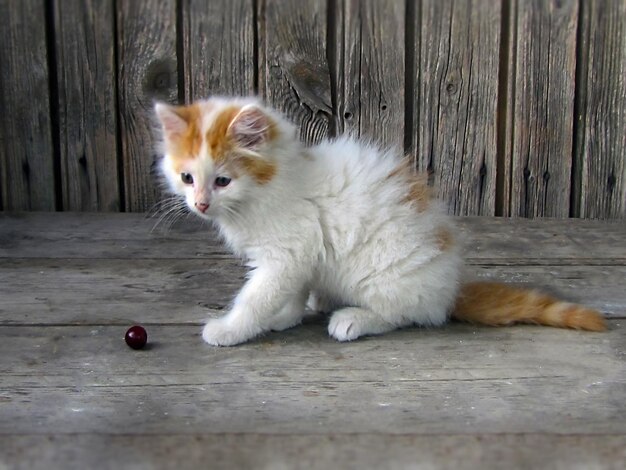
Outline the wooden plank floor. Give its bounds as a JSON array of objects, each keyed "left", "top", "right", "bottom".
[{"left": 1, "top": 213, "right": 625, "bottom": 469}]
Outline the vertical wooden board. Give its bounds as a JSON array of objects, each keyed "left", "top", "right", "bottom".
[
  {"left": 507, "top": 0, "right": 578, "bottom": 218},
  {"left": 259, "top": 0, "right": 333, "bottom": 144},
  {"left": 498, "top": 0, "right": 515, "bottom": 218},
  {"left": 413, "top": 0, "right": 501, "bottom": 216},
  {"left": 0, "top": 0, "right": 55, "bottom": 210},
  {"left": 54, "top": 0, "right": 120, "bottom": 211},
  {"left": 182, "top": 0, "right": 254, "bottom": 101},
  {"left": 117, "top": 0, "right": 178, "bottom": 212},
  {"left": 339, "top": 0, "right": 405, "bottom": 149},
  {"left": 574, "top": 0, "right": 626, "bottom": 219}
]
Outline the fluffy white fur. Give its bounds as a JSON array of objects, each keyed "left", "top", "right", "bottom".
[{"left": 156, "top": 98, "right": 462, "bottom": 345}]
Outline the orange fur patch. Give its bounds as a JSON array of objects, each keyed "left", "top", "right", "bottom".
[
  {"left": 389, "top": 160, "right": 431, "bottom": 211},
  {"left": 406, "top": 174, "right": 431, "bottom": 210},
  {"left": 167, "top": 104, "right": 203, "bottom": 161},
  {"left": 208, "top": 105, "right": 277, "bottom": 184},
  {"left": 166, "top": 101, "right": 278, "bottom": 185},
  {"left": 453, "top": 282, "right": 607, "bottom": 332},
  {"left": 388, "top": 158, "right": 412, "bottom": 179},
  {"left": 436, "top": 227, "right": 454, "bottom": 252},
  {"left": 206, "top": 105, "right": 241, "bottom": 163},
  {"left": 237, "top": 156, "right": 277, "bottom": 184}
]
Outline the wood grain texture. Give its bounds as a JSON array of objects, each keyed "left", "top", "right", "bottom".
[
  {"left": 2, "top": 434, "right": 625, "bottom": 470},
  {"left": 1, "top": 259, "right": 623, "bottom": 325},
  {"left": 413, "top": 0, "right": 501, "bottom": 216},
  {"left": 0, "top": 212, "right": 624, "bottom": 467},
  {"left": 182, "top": 0, "right": 255, "bottom": 101},
  {"left": 117, "top": 0, "right": 178, "bottom": 212},
  {"left": 0, "top": 1, "right": 624, "bottom": 221},
  {"left": 1, "top": 322, "right": 624, "bottom": 434},
  {"left": 0, "top": 214, "right": 624, "bottom": 325},
  {"left": 54, "top": 0, "right": 120, "bottom": 211},
  {"left": 0, "top": 258, "right": 244, "bottom": 325},
  {"left": 0, "top": 0, "right": 55, "bottom": 211},
  {"left": 506, "top": 0, "right": 578, "bottom": 217},
  {"left": 338, "top": 0, "right": 404, "bottom": 149},
  {"left": 573, "top": 0, "right": 626, "bottom": 219},
  {"left": 259, "top": 0, "right": 333, "bottom": 144},
  {"left": 1, "top": 213, "right": 625, "bottom": 264}
]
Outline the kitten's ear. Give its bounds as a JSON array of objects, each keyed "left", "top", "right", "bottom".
[
  {"left": 155, "top": 103, "right": 188, "bottom": 140},
  {"left": 228, "top": 105, "right": 274, "bottom": 150}
]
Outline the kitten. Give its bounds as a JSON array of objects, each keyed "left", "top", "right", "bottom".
[{"left": 154, "top": 97, "right": 606, "bottom": 346}]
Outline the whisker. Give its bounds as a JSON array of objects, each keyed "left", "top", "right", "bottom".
[
  {"left": 150, "top": 199, "right": 190, "bottom": 233},
  {"left": 147, "top": 197, "right": 182, "bottom": 217}
]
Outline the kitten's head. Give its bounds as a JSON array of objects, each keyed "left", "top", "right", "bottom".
[{"left": 154, "top": 97, "right": 288, "bottom": 220}]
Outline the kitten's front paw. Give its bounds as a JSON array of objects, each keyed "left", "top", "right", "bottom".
[
  {"left": 329, "top": 307, "right": 396, "bottom": 342},
  {"left": 202, "top": 317, "right": 250, "bottom": 346},
  {"left": 328, "top": 310, "right": 361, "bottom": 342}
]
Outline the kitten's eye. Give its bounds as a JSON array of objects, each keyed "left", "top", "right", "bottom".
[
  {"left": 181, "top": 173, "right": 194, "bottom": 185},
  {"left": 214, "top": 176, "right": 231, "bottom": 187}
]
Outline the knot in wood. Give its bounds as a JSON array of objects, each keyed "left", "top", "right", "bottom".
[
  {"left": 607, "top": 172, "right": 616, "bottom": 190},
  {"left": 144, "top": 60, "right": 176, "bottom": 98},
  {"left": 523, "top": 167, "right": 533, "bottom": 182},
  {"left": 152, "top": 72, "right": 171, "bottom": 91}
]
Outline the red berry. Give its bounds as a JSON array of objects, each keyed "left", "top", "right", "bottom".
[{"left": 125, "top": 325, "right": 148, "bottom": 349}]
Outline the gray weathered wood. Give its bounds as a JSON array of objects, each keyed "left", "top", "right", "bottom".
[
  {"left": 0, "top": 0, "right": 55, "bottom": 211},
  {"left": 0, "top": 1, "right": 625, "bottom": 221},
  {"left": 0, "top": 258, "right": 243, "bottom": 325},
  {"left": 338, "top": 0, "right": 404, "bottom": 149},
  {"left": 0, "top": 214, "right": 623, "bottom": 325},
  {"left": 182, "top": 0, "right": 255, "bottom": 101},
  {"left": 456, "top": 217, "right": 626, "bottom": 265},
  {"left": 573, "top": 0, "right": 626, "bottom": 219},
  {"left": 1, "top": 322, "right": 624, "bottom": 434},
  {"left": 505, "top": 0, "right": 578, "bottom": 217},
  {"left": 2, "top": 213, "right": 624, "bottom": 264},
  {"left": 412, "top": 0, "right": 501, "bottom": 216},
  {"left": 116, "top": 0, "right": 178, "bottom": 211},
  {"left": 0, "top": 212, "right": 624, "bottom": 467},
  {"left": 54, "top": 0, "right": 120, "bottom": 211},
  {"left": 1, "top": 434, "right": 625, "bottom": 470},
  {"left": 259, "top": 0, "right": 333, "bottom": 143},
  {"left": 1, "top": 259, "right": 622, "bottom": 325}
]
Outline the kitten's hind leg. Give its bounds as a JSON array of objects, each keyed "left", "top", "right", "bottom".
[{"left": 328, "top": 307, "right": 400, "bottom": 342}]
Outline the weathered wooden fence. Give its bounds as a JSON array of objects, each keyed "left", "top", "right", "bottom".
[{"left": 0, "top": 0, "right": 624, "bottom": 218}]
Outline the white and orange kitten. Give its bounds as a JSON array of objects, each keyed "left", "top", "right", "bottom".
[{"left": 155, "top": 97, "right": 605, "bottom": 346}]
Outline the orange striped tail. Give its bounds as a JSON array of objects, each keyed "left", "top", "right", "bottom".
[{"left": 452, "top": 282, "right": 606, "bottom": 332}]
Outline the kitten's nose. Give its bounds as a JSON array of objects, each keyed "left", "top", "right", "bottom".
[{"left": 195, "top": 201, "right": 210, "bottom": 213}]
